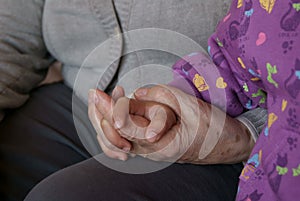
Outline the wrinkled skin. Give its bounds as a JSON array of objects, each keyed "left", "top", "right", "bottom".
[{"left": 88, "top": 85, "right": 254, "bottom": 164}]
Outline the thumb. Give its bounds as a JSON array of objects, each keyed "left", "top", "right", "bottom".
[
  {"left": 112, "top": 86, "right": 125, "bottom": 102},
  {"left": 134, "top": 85, "right": 181, "bottom": 115},
  {"left": 145, "top": 104, "right": 176, "bottom": 143},
  {"left": 94, "top": 89, "right": 114, "bottom": 124}
]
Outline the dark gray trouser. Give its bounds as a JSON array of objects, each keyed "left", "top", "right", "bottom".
[{"left": 0, "top": 83, "right": 243, "bottom": 201}]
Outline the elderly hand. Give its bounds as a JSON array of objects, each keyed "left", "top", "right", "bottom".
[
  {"left": 114, "top": 85, "right": 255, "bottom": 164},
  {"left": 88, "top": 85, "right": 254, "bottom": 164}
]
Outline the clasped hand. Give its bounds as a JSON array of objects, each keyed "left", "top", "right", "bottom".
[{"left": 88, "top": 85, "right": 253, "bottom": 164}]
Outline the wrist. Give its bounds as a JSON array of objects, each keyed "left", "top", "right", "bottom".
[
  {"left": 192, "top": 109, "right": 255, "bottom": 165},
  {"left": 236, "top": 108, "right": 268, "bottom": 142}
]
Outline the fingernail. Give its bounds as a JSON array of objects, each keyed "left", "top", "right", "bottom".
[
  {"left": 112, "top": 87, "right": 120, "bottom": 98},
  {"left": 135, "top": 88, "right": 148, "bottom": 97},
  {"left": 130, "top": 153, "right": 136, "bottom": 158},
  {"left": 101, "top": 119, "right": 108, "bottom": 127},
  {"left": 114, "top": 120, "right": 122, "bottom": 129},
  {"left": 88, "top": 90, "right": 95, "bottom": 104},
  {"left": 88, "top": 89, "right": 99, "bottom": 104},
  {"left": 94, "top": 94, "right": 99, "bottom": 104},
  {"left": 123, "top": 147, "right": 131, "bottom": 153},
  {"left": 146, "top": 131, "right": 157, "bottom": 142},
  {"left": 118, "top": 155, "right": 127, "bottom": 161}
]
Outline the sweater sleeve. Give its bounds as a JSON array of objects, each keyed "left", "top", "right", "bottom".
[
  {"left": 0, "top": 0, "right": 53, "bottom": 122},
  {"left": 236, "top": 107, "right": 267, "bottom": 142}
]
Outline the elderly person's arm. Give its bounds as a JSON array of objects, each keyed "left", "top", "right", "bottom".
[
  {"left": 88, "top": 52, "right": 267, "bottom": 164},
  {"left": 0, "top": 0, "right": 53, "bottom": 122},
  {"left": 119, "top": 85, "right": 256, "bottom": 164},
  {"left": 88, "top": 85, "right": 267, "bottom": 164}
]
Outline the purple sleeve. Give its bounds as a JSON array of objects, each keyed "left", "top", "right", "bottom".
[{"left": 168, "top": 43, "right": 247, "bottom": 117}]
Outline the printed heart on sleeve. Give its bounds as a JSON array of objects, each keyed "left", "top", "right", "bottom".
[
  {"left": 256, "top": 32, "right": 267, "bottom": 46},
  {"left": 216, "top": 77, "right": 228, "bottom": 89}
]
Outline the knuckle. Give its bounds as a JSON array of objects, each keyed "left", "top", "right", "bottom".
[
  {"left": 156, "top": 87, "right": 169, "bottom": 98},
  {"left": 134, "top": 139, "right": 149, "bottom": 147}
]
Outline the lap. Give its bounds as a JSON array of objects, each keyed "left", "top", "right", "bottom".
[
  {"left": 0, "top": 83, "right": 93, "bottom": 201},
  {"left": 25, "top": 156, "right": 243, "bottom": 201},
  {"left": 1, "top": 83, "right": 243, "bottom": 201}
]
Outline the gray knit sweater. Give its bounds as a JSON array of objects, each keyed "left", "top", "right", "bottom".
[{"left": 0, "top": 0, "right": 267, "bottom": 138}]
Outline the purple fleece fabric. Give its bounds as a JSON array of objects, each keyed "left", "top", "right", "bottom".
[{"left": 169, "top": 0, "right": 300, "bottom": 200}]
